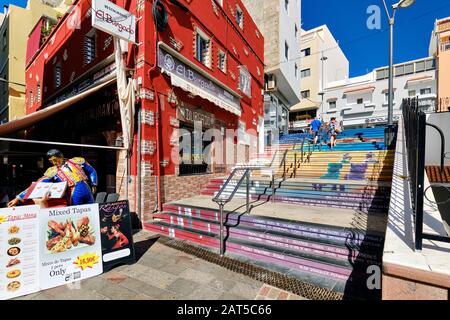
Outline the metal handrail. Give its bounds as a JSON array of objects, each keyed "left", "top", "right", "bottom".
[
  {"left": 212, "top": 165, "right": 275, "bottom": 256},
  {"left": 280, "top": 149, "right": 289, "bottom": 180}
]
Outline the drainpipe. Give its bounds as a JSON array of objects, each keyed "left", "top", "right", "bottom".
[
  {"left": 137, "top": 107, "right": 142, "bottom": 221},
  {"left": 154, "top": 92, "right": 162, "bottom": 213}
]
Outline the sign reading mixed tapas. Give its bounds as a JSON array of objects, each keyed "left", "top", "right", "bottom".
[{"left": 39, "top": 204, "right": 103, "bottom": 290}]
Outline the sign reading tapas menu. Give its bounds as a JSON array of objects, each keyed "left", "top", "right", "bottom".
[
  {"left": 38, "top": 204, "right": 103, "bottom": 290},
  {"left": 99, "top": 201, "right": 135, "bottom": 271},
  {"left": 92, "top": 0, "right": 136, "bottom": 43},
  {"left": 0, "top": 206, "right": 40, "bottom": 300}
]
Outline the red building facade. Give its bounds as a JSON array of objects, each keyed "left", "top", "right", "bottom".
[{"left": 24, "top": 0, "right": 264, "bottom": 222}]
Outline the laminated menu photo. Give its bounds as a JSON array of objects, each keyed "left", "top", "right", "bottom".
[{"left": 23, "top": 182, "right": 68, "bottom": 200}]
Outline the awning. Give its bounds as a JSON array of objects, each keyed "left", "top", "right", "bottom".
[
  {"left": 382, "top": 88, "right": 397, "bottom": 94},
  {"left": 406, "top": 76, "right": 433, "bottom": 85},
  {"left": 344, "top": 86, "right": 375, "bottom": 94},
  {"left": 0, "top": 74, "right": 116, "bottom": 136},
  {"left": 289, "top": 101, "right": 318, "bottom": 112},
  {"left": 169, "top": 72, "right": 242, "bottom": 116}
]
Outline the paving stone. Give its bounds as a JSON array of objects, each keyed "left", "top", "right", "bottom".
[
  {"left": 218, "top": 292, "right": 247, "bottom": 300},
  {"left": 186, "top": 285, "right": 224, "bottom": 300},
  {"left": 258, "top": 285, "right": 271, "bottom": 297},
  {"left": 138, "top": 269, "right": 178, "bottom": 290},
  {"left": 80, "top": 276, "right": 109, "bottom": 291},
  {"left": 136, "top": 255, "right": 168, "bottom": 269},
  {"left": 155, "top": 289, "right": 184, "bottom": 300},
  {"left": 54, "top": 289, "right": 108, "bottom": 300},
  {"left": 97, "top": 281, "right": 142, "bottom": 300},
  {"left": 208, "top": 277, "right": 237, "bottom": 291},
  {"left": 179, "top": 268, "right": 217, "bottom": 285},
  {"left": 288, "top": 294, "right": 308, "bottom": 300},
  {"left": 278, "top": 291, "right": 289, "bottom": 300},
  {"left": 158, "top": 261, "right": 189, "bottom": 276},
  {"left": 229, "top": 282, "right": 260, "bottom": 299},
  {"left": 166, "top": 278, "right": 200, "bottom": 296},
  {"left": 102, "top": 271, "right": 127, "bottom": 283},
  {"left": 267, "top": 287, "right": 281, "bottom": 299},
  {"left": 119, "top": 277, "right": 166, "bottom": 298}
]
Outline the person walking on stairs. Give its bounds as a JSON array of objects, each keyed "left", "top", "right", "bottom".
[
  {"left": 309, "top": 117, "right": 322, "bottom": 150},
  {"left": 327, "top": 117, "right": 341, "bottom": 150}
]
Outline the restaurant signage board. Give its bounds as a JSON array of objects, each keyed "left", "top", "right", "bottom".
[
  {"left": 0, "top": 206, "right": 40, "bottom": 300},
  {"left": 92, "top": 0, "right": 136, "bottom": 43},
  {"left": 38, "top": 204, "right": 103, "bottom": 290}
]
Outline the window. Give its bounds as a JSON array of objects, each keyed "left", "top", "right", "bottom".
[
  {"left": 84, "top": 30, "right": 96, "bottom": 65},
  {"left": 218, "top": 50, "right": 226, "bottom": 73},
  {"left": 2, "top": 30, "right": 6, "bottom": 50},
  {"left": 420, "top": 88, "right": 432, "bottom": 95},
  {"left": 295, "top": 64, "right": 298, "bottom": 79},
  {"left": 195, "top": 31, "right": 211, "bottom": 67},
  {"left": 284, "top": 41, "right": 289, "bottom": 60},
  {"left": 425, "top": 59, "right": 435, "bottom": 70},
  {"left": 357, "top": 98, "right": 363, "bottom": 104},
  {"left": 300, "top": 68, "right": 310, "bottom": 78},
  {"left": 236, "top": 6, "right": 244, "bottom": 29},
  {"left": 54, "top": 64, "right": 61, "bottom": 88},
  {"left": 301, "top": 90, "right": 310, "bottom": 99},
  {"left": 239, "top": 66, "right": 251, "bottom": 97},
  {"left": 301, "top": 48, "right": 311, "bottom": 57},
  {"left": 376, "top": 69, "right": 388, "bottom": 80},
  {"left": 384, "top": 93, "right": 394, "bottom": 102},
  {"left": 329, "top": 101, "right": 337, "bottom": 109},
  {"left": 29, "top": 90, "right": 33, "bottom": 107},
  {"left": 415, "top": 61, "right": 425, "bottom": 73},
  {"left": 404, "top": 63, "right": 414, "bottom": 75},
  {"left": 395, "top": 65, "right": 404, "bottom": 77},
  {"left": 36, "top": 84, "right": 41, "bottom": 103},
  {"left": 409, "top": 90, "right": 416, "bottom": 97}
]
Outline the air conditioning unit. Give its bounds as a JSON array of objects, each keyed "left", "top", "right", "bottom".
[{"left": 265, "top": 75, "right": 276, "bottom": 91}]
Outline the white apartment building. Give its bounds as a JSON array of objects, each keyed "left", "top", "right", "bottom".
[
  {"left": 242, "top": 0, "right": 301, "bottom": 144},
  {"left": 322, "top": 57, "right": 437, "bottom": 129},
  {"left": 289, "top": 25, "right": 348, "bottom": 132}
]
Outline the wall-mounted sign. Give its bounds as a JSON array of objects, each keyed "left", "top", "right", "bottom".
[
  {"left": 158, "top": 46, "right": 241, "bottom": 116},
  {"left": 92, "top": 0, "right": 136, "bottom": 43},
  {"left": 177, "top": 102, "right": 215, "bottom": 127}
]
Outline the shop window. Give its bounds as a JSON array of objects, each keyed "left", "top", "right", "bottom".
[
  {"left": 239, "top": 66, "right": 251, "bottom": 97},
  {"left": 84, "top": 30, "right": 96, "bottom": 65},
  {"left": 301, "top": 68, "right": 310, "bottom": 78},
  {"left": 195, "top": 29, "right": 211, "bottom": 68},
  {"left": 236, "top": 6, "right": 244, "bottom": 29},
  {"left": 54, "top": 63, "right": 61, "bottom": 88},
  {"left": 218, "top": 50, "right": 226, "bottom": 73},
  {"left": 179, "top": 125, "right": 210, "bottom": 176}
]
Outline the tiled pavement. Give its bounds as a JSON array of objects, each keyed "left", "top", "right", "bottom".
[{"left": 16, "top": 230, "right": 306, "bottom": 300}]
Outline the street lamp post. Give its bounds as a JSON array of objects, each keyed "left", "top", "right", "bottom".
[
  {"left": 319, "top": 53, "right": 328, "bottom": 120},
  {"left": 382, "top": 0, "right": 416, "bottom": 126}
]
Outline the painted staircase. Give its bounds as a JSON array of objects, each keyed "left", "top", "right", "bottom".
[{"left": 145, "top": 126, "right": 395, "bottom": 299}]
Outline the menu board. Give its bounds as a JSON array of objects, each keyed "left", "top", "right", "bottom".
[
  {"left": 38, "top": 204, "right": 103, "bottom": 290},
  {"left": 0, "top": 206, "right": 40, "bottom": 300},
  {"left": 99, "top": 201, "right": 135, "bottom": 271}
]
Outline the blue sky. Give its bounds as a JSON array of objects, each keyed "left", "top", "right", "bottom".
[{"left": 2, "top": 0, "right": 450, "bottom": 77}]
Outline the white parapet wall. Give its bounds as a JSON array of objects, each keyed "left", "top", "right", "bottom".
[{"left": 382, "top": 118, "right": 450, "bottom": 300}]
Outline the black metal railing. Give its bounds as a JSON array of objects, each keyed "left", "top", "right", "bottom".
[{"left": 403, "top": 98, "right": 450, "bottom": 250}]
